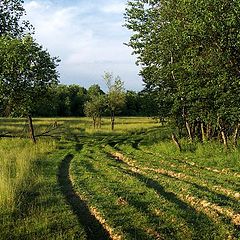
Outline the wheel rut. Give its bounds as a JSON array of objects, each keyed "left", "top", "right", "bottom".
[{"left": 58, "top": 153, "right": 111, "bottom": 240}]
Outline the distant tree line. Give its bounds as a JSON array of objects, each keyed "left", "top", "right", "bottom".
[
  {"left": 125, "top": 0, "right": 240, "bottom": 147},
  {"left": 0, "top": 83, "right": 151, "bottom": 118}
]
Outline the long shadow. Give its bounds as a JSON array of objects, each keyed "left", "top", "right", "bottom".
[
  {"left": 144, "top": 167, "right": 240, "bottom": 209},
  {"left": 57, "top": 154, "right": 110, "bottom": 240},
  {"left": 77, "top": 157, "right": 158, "bottom": 240},
  {"left": 115, "top": 165, "right": 219, "bottom": 238},
  {"left": 131, "top": 148, "right": 240, "bottom": 190}
]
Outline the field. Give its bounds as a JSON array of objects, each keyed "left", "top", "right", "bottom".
[{"left": 0, "top": 117, "right": 239, "bottom": 240}]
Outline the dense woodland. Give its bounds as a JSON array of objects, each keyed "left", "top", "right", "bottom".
[
  {"left": 125, "top": 0, "right": 240, "bottom": 147},
  {"left": 0, "top": 83, "right": 149, "bottom": 117}
]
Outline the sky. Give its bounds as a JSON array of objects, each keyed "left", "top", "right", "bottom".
[{"left": 23, "top": 0, "right": 143, "bottom": 91}]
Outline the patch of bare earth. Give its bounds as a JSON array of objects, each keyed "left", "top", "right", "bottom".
[
  {"left": 90, "top": 206, "right": 123, "bottom": 240},
  {"left": 179, "top": 194, "right": 240, "bottom": 227},
  {"left": 111, "top": 152, "right": 240, "bottom": 201}
]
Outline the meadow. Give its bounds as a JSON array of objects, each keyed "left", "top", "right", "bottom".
[{"left": 0, "top": 117, "right": 239, "bottom": 240}]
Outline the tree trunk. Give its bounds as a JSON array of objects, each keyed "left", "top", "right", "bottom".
[
  {"left": 99, "top": 116, "right": 102, "bottom": 129},
  {"left": 172, "top": 133, "right": 181, "bottom": 151},
  {"left": 220, "top": 130, "right": 228, "bottom": 149},
  {"left": 218, "top": 118, "right": 228, "bottom": 149},
  {"left": 206, "top": 123, "right": 211, "bottom": 140},
  {"left": 221, "top": 131, "right": 228, "bottom": 148},
  {"left": 185, "top": 121, "right": 193, "bottom": 142},
  {"left": 111, "top": 111, "right": 115, "bottom": 130},
  {"left": 233, "top": 123, "right": 240, "bottom": 147},
  {"left": 28, "top": 115, "right": 36, "bottom": 144},
  {"left": 201, "top": 122, "right": 206, "bottom": 142}
]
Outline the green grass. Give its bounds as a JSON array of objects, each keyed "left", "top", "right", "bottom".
[
  {"left": 70, "top": 135, "right": 240, "bottom": 239},
  {"left": 0, "top": 140, "right": 87, "bottom": 240},
  {"left": 0, "top": 117, "right": 239, "bottom": 239},
  {"left": 0, "top": 138, "right": 56, "bottom": 212}
]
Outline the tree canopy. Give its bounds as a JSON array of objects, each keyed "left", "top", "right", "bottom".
[
  {"left": 104, "top": 72, "right": 126, "bottom": 130},
  {"left": 125, "top": 0, "right": 240, "bottom": 145},
  {"left": 0, "top": 36, "right": 59, "bottom": 117},
  {"left": 0, "top": 0, "right": 33, "bottom": 37}
]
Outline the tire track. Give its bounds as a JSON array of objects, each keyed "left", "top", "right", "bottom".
[
  {"left": 58, "top": 153, "right": 111, "bottom": 240},
  {"left": 110, "top": 151, "right": 240, "bottom": 227},
  {"left": 141, "top": 148, "right": 240, "bottom": 178},
  {"left": 112, "top": 151, "right": 240, "bottom": 201}
]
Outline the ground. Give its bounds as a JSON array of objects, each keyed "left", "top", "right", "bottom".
[{"left": 0, "top": 117, "right": 239, "bottom": 239}]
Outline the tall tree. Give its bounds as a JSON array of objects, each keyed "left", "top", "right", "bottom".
[
  {"left": 0, "top": 0, "right": 33, "bottom": 37},
  {"left": 0, "top": 36, "right": 59, "bottom": 142},
  {"left": 125, "top": 0, "right": 240, "bottom": 145},
  {"left": 104, "top": 72, "right": 125, "bottom": 130}
]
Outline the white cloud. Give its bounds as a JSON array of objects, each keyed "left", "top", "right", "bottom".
[
  {"left": 23, "top": 0, "right": 143, "bottom": 91},
  {"left": 101, "top": 2, "right": 126, "bottom": 14},
  {"left": 24, "top": 1, "right": 46, "bottom": 11}
]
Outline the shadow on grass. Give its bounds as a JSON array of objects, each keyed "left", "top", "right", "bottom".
[
  {"left": 115, "top": 165, "right": 220, "bottom": 239},
  {"left": 58, "top": 154, "right": 110, "bottom": 240}
]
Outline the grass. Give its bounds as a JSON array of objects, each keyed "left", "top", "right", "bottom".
[
  {"left": 0, "top": 117, "right": 239, "bottom": 239},
  {"left": 0, "top": 140, "right": 87, "bottom": 240},
  {"left": 70, "top": 134, "right": 240, "bottom": 239},
  {"left": 0, "top": 138, "right": 56, "bottom": 212}
]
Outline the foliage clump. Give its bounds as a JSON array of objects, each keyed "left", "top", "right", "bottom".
[{"left": 125, "top": 0, "right": 240, "bottom": 146}]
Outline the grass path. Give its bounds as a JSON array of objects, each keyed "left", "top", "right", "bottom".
[{"left": 109, "top": 151, "right": 240, "bottom": 227}]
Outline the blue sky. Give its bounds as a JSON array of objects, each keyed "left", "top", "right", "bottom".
[{"left": 23, "top": 0, "right": 143, "bottom": 91}]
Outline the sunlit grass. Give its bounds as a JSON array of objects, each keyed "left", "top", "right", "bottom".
[
  {"left": 71, "top": 142, "right": 237, "bottom": 239},
  {"left": 0, "top": 117, "right": 239, "bottom": 239},
  {"left": 0, "top": 138, "right": 56, "bottom": 213}
]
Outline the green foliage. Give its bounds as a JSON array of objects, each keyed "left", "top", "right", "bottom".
[
  {"left": 105, "top": 72, "right": 126, "bottom": 113},
  {"left": 125, "top": 0, "right": 240, "bottom": 144},
  {"left": 0, "top": 35, "right": 59, "bottom": 117},
  {"left": 30, "top": 84, "right": 151, "bottom": 118},
  {"left": 0, "top": 0, "right": 33, "bottom": 37},
  {"left": 84, "top": 87, "right": 106, "bottom": 128},
  {"left": 104, "top": 72, "right": 126, "bottom": 130}
]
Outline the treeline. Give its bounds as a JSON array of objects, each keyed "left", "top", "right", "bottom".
[
  {"left": 26, "top": 84, "right": 151, "bottom": 118},
  {"left": 125, "top": 0, "right": 240, "bottom": 147}
]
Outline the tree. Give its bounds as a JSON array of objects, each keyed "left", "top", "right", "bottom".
[
  {"left": 104, "top": 72, "right": 125, "bottom": 130},
  {"left": 87, "top": 84, "right": 104, "bottom": 97},
  {"left": 125, "top": 0, "right": 240, "bottom": 145},
  {"left": 84, "top": 84, "right": 105, "bottom": 128},
  {"left": 0, "top": 0, "right": 33, "bottom": 37},
  {"left": 84, "top": 97, "right": 105, "bottom": 129},
  {"left": 0, "top": 35, "right": 59, "bottom": 142},
  {"left": 68, "top": 85, "right": 87, "bottom": 116},
  {"left": 121, "top": 91, "right": 139, "bottom": 116}
]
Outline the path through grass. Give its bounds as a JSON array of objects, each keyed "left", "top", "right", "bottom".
[{"left": 0, "top": 117, "right": 239, "bottom": 239}]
